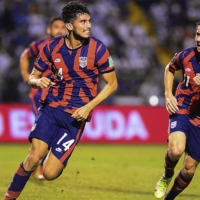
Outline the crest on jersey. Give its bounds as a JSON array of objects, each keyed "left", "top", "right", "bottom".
[
  {"left": 79, "top": 57, "right": 87, "bottom": 68},
  {"left": 171, "top": 121, "right": 177, "bottom": 129}
]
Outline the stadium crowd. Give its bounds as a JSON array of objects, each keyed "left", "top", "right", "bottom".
[{"left": 0, "top": 0, "right": 200, "bottom": 105}]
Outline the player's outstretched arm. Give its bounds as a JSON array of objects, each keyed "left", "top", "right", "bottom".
[
  {"left": 28, "top": 68, "right": 55, "bottom": 89},
  {"left": 20, "top": 48, "right": 30, "bottom": 82},
  {"left": 72, "top": 71, "right": 118, "bottom": 121}
]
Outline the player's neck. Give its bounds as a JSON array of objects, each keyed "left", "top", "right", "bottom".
[{"left": 65, "top": 35, "right": 85, "bottom": 50}]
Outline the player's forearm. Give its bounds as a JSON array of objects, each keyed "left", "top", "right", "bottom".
[
  {"left": 20, "top": 49, "right": 30, "bottom": 82},
  {"left": 164, "top": 64, "right": 175, "bottom": 97},
  {"left": 86, "top": 82, "right": 118, "bottom": 110}
]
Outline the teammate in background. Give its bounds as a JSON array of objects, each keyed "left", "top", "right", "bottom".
[
  {"left": 20, "top": 16, "right": 67, "bottom": 180},
  {"left": 154, "top": 22, "right": 200, "bottom": 199},
  {"left": 4, "top": 1, "right": 117, "bottom": 199}
]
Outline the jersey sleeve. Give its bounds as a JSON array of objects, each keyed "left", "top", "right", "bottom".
[
  {"left": 95, "top": 42, "right": 115, "bottom": 74},
  {"left": 169, "top": 51, "right": 184, "bottom": 71},
  {"left": 27, "top": 41, "right": 39, "bottom": 58},
  {"left": 33, "top": 43, "right": 52, "bottom": 73}
]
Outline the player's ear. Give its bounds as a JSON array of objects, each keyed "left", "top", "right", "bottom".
[
  {"left": 47, "top": 27, "right": 51, "bottom": 35},
  {"left": 66, "top": 23, "right": 73, "bottom": 31}
]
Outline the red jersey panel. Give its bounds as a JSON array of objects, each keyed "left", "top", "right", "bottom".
[{"left": 34, "top": 36, "right": 115, "bottom": 114}]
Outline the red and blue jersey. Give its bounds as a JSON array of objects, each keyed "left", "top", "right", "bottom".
[
  {"left": 169, "top": 47, "right": 200, "bottom": 125},
  {"left": 34, "top": 35, "right": 115, "bottom": 114},
  {"left": 28, "top": 38, "right": 52, "bottom": 79},
  {"left": 28, "top": 39, "right": 52, "bottom": 115}
]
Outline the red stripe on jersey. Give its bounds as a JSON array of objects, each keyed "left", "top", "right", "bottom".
[
  {"left": 42, "top": 68, "right": 51, "bottom": 78},
  {"left": 79, "top": 88, "right": 90, "bottom": 102},
  {"left": 177, "top": 109, "right": 189, "bottom": 114},
  {"left": 97, "top": 43, "right": 102, "bottom": 53},
  {"left": 63, "top": 83, "right": 73, "bottom": 102},
  {"left": 177, "top": 97, "right": 184, "bottom": 106},
  {"left": 28, "top": 41, "right": 37, "bottom": 57},
  {"left": 49, "top": 84, "right": 73, "bottom": 108},
  {"left": 97, "top": 49, "right": 109, "bottom": 66},
  {"left": 183, "top": 51, "right": 195, "bottom": 63},
  {"left": 41, "top": 87, "right": 49, "bottom": 102},
  {"left": 40, "top": 50, "right": 52, "bottom": 68},
  {"left": 190, "top": 117, "right": 200, "bottom": 126},
  {"left": 52, "top": 85, "right": 59, "bottom": 97},
  {"left": 34, "top": 62, "right": 44, "bottom": 71},
  {"left": 60, "top": 121, "right": 85, "bottom": 164},
  {"left": 51, "top": 37, "right": 65, "bottom": 55},
  {"left": 88, "top": 38, "right": 97, "bottom": 63},
  {"left": 175, "top": 84, "right": 192, "bottom": 95}
]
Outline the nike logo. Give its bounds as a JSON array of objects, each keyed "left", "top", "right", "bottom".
[{"left": 54, "top": 58, "right": 61, "bottom": 63}]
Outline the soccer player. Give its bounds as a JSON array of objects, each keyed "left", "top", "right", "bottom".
[
  {"left": 154, "top": 22, "right": 200, "bottom": 199},
  {"left": 4, "top": 1, "right": 118, "bottom": 199},
  {"left": 20, "top": 16, "right": 67, "bottom": 180}
]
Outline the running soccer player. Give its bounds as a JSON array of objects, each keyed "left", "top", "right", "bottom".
[
  {"left": 154, "top": 22, "right": 200, "bottom": 199},
  {"left": 20, "top": 16, "right": 67, "bottom": 180},
  {"left": 4, "top": 1, "right": 118, "bottom": 199}
]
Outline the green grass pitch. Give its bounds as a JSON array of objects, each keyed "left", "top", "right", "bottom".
[{"left": 0, "top": 144, "right": 200, "bottom": 200}]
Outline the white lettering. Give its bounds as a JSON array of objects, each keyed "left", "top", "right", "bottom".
[
  {"left": 84, "top": 111, "right": 104, "bottom": 139},
  {"left": 105, "top": 111, "right": 125, "bottom": 139},
  {"left": 9, "top": 109, "right": 34, "bottom": 139},
  {"left": 126, "top": 111, "right": 148, "bottom": 140},
  {"left": 83, "top": 109, "right": 149, "bottom": 141}
]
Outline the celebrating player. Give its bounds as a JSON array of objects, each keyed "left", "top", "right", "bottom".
[
  {"left": 20, "top": 16, "right": 67, "bottom": 180},
  {"left": 4, "top": 1, "right": 117, "bottom": 199},
  {"left": 154, "top": 22, "right": 200, "bottom": 199}
]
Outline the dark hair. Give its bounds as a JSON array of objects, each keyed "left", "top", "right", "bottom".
[
  {"left": 48, "top": 17, "right": 64, "bottom": 27},
  {"left": 61, "top": 1, "right": 90, "bottom": 23}
]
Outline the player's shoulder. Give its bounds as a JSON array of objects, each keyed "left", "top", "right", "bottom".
[
  {"left": 180, "top": 47, "right": 196, "bottom": 56},
  {"left": 89, "top": 36, "right": 105, "bottom": 46},
  {"left": 46, "top": 35, "right": 65, "bottom": 51},
  {"left": 35, "top": 38, "right": 49, "bottom": 46}
]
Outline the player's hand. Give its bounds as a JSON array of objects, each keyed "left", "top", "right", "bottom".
[
  {"left": 72, "top": 105, "right": 92, "bottom": 121},
  {"left": 36, "top": 77, "right": 55, "bottom": 89},
  {"left": 165, "top": 94, "right": 179, "bottom": 114},
  {"left": 193, "top": 73, "right": 200, "bottom": 88}
]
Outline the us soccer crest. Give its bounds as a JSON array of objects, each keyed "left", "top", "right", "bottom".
[
  {"left": 171, "top": 121, "right": 177, "bottom": 129},
  {"left": 79, "top": 57, "right": 87, "bottom": 68}
]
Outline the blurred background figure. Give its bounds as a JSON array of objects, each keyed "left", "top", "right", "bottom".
[{"left": 0, "top": 0, "right": 199, "bottom": 104}]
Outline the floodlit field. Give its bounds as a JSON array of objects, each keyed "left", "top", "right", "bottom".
[{"left": 0, "top": 144, "right": 200, "bottom": 200}]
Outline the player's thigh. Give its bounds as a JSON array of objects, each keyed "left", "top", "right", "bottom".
[
  {"left": 43, "top": 150, "right": 64, "bottom": 179},
  {"left": 182, "top": 152, "right": 199, "bottom": 177},
  {"left": 168, "top": 131, "right": 186, "bottom": 152}
]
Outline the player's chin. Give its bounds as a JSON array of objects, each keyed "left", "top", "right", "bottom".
[{"left": 196, "top": 46, "right": 200, "bottom": 52}]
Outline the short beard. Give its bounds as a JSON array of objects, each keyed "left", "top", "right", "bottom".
[{"left": 73, "top": 30, "right": 89, "bottom": 41}]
